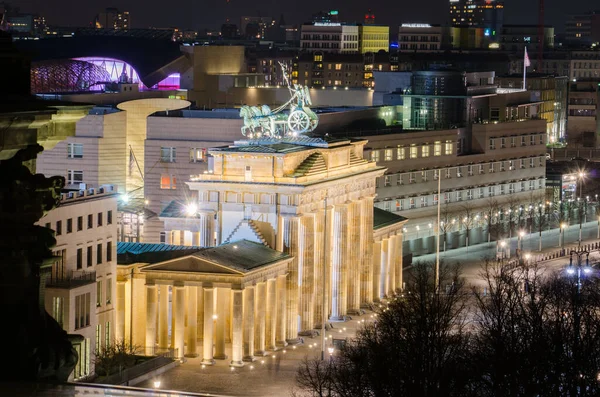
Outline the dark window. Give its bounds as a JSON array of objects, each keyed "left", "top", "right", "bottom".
[
  {"left": 87, "top": 214, "right": 93, "bottom": 229},
  {"left": 45, "top": 222, "right": 51, "bottom": 229},
  {"left": 77, "top": 216, "right": 83, "bottom": 231},
  {"left": 56, "top": 221, "right": 62, "bottom": 236},
  {"left": 97, "top": 213, "right": 103, "bottom": 227},
  {"left": 77, "top": 248, "right": 82, "bottom": 269},
  {"left": 97, "top": 243, "right": 102, "bottom": 264},
  {"left": 107, "top": 210, "right": 112, "bottom": 225},
  {"left": 87, "top": 246, "right": 92, "bottom": 267},
  {"left": 67, "top": 219, "right": 73, "bottom": 233},
  {"left": 106, "top": 241, "right": 112, "bottom": 262}
]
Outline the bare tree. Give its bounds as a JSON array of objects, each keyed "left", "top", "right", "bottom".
[
  {"left": 483, "top": 198, "right": 500, "bottom": 244},
  {"left": 295, "top": 262, "right": 475, "bottom": 397},
  {"left": 471, "top": 262, "right": 600, "bottom": 396},
  {"left": 460, "top": 202, "right": 476, "bottom": 249},
  {"left": 95, "top": 339, "right": 140, "bottom": 378},
  {"left": 439, "top": 203, "right": 455, "bottom": 252}
]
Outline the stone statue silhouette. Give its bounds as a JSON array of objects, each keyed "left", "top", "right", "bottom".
[{"left": 0, "top": 144, "right": 80, "bottom": 381}]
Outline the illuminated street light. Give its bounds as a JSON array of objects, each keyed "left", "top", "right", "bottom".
[{"left": 153, "top": 380, "right": 161, "bottom": 389}]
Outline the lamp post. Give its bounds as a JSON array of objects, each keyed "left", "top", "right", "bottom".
[
  {"left": 560, "top": 222, "right": 567, "bottom": 253},
  {"left": 577, "top": 172, "right": 586, "bottom": 247},
  {"left": 327, "top": 346, "right": 334, "bottom": 363}
]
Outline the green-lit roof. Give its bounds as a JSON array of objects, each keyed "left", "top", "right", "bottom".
[
  {"left": 117, "top": 242, "right": 202, "bottom": 265},
  {"left": 373, "top": 207, "right": 407, "bottom": 230},
  {"left": 159, "top": 200, "right": 185, "bottom": 218},
  {"left": 142, "top": 240, "right": 291, "bottom": 274}
]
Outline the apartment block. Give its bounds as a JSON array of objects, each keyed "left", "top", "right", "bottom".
[{"left": 38, "top": 186, "right": 118, "bottom": 380}]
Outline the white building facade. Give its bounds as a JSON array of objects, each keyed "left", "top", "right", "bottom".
[{"left": 38, "top": 186, "right": 118, "bottom": 380}]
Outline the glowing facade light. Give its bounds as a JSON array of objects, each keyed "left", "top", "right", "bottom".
[{"left": 185, "top": 203, "right": 198, "bottom": 216}]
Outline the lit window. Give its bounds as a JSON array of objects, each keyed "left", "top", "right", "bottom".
[
  {"left": 371, "top": 150, "right": 380, "bottom": 162},
  {"left": 384, "top": 149, "right": 393, "bottom": 161},
  {"left": 190, "top": 148, "right": 206, "bottom": 163},
  {"left": 434, "top": 141, "right": 442, "bottom": 156},
  {"left": 444, "top": 140, "right": 453, "bottom": 155},
  {"left": 397, "top": 145, "right": 405, "bottom": 160},
  {"left": 160, "top": 174, "right": 177, "bottom": 190},
  {"left": 384, "top": 176, "right": 391, "bottom": 186},
  {"left": 422, "top": 145, "right": 430, "bottom": 157},
  {"left": 410, "top": 144, "right": 418, "bottom": 159}
]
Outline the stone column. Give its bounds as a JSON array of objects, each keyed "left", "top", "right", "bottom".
[
  {"left": 201, "top": 287, "right": 215, "bottom": 365},
  {"left": 214, "top": 287, "right": 229, "bottom": 360},
  {"left": 380, "top": 238, "right": 389, "bottom": 299},
  {"left": 299, "top": 215, "right": 315, "bottom": 332},
  {"left": 254, "top": 282, "right": 266, "bottom": 355},
  {"left": 242, "top": 286, "right": 255, "bottom": 361},
  {"left": 396, "top": 233, "right": 404, "bottom": 290},
  {"left": 197, "top": 287, "right": 204, "bottom": 341},
  {"left": 198, "top": 212, "right": 213, "bottom": 247},
  {"left": 173, "top": 285, "right": 185, "bottom": 358},
  {"left": 192, "top": 232, "right": 200, "bottom": 247},
  {"left": 266, "top": 278, "right": 277, "bottom": 350},
  {"left": 313, "top": 210, "right": 325, "bottom": 327},
  {"left": 361, "top": 196, "right": 374, "bottom": 307},
  {"left": 116, "top": 281, "right": 126, "bottom": 341},
  {"left": 146, "top": 284, "right": 157, "bottom": 354},
  {"left": 347, "top": 200, "right": 361, "bottom": 314},
  {"left": 330, "top": 205, "right": 348, "bottom": 321},
  {"left": 230, "top": 289, "right": 244, "bottom": 367},
  {"left": 276, "top": 275, "right": 287, "bottom": 348},
  {"left": 388, "top": 236, "right": 396, "bottom": 294},
  {"left": 279, "top": 215, "right": 300, "bottom": 343},
  {"left": 158, "top": 284, "right": 169, "bottom": 349},
  {"left": 372, "top": 241, "right": 382, "bottom": 302},
  {"left": 185, "top": 286, "right": 198, "bottom": 357}
]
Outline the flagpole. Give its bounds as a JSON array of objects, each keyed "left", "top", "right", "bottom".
[{"left": 523, "top": 46, "right": 527, "bottom": 91}]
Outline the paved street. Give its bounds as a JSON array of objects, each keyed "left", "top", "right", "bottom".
[
  {"left": 413, "top": 220, "right": 600, "bottom": 287},
  {"left": 137, "top": 311, "right": 377, "bottom": 397}
]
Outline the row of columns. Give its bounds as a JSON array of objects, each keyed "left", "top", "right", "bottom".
[
  {"left": 165, "top": 212, "right": 214, "bottom": 247},
  {"left": 141, "top": 276, "right": 287, "bottom": 366},
  {"left": 278, "top": 195, "right": 388, "bottom": 335},
  {"left": 373, "top": 234, "right": 403, "bottom": 301}
]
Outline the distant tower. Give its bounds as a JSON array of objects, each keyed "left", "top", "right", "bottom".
[{"left": 364, "top": 9, "right": 375, "bottom": 25}]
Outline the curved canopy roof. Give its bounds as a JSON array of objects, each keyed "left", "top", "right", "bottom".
[{"left": 16, "top": 36, "right": 190, "bottom": 88}]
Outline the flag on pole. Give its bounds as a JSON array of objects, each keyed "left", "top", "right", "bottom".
[{"left": 524, "top": 47, "right": 531, "bottom": 67}]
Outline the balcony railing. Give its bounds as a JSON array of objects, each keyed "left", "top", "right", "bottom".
[{"left": 46, "top": 270, "right": 96, "bottom": 289}]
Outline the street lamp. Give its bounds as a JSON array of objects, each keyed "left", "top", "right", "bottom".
[
  {"left": 153, "top": 380, "right": 161, "bottom": 389},
  {"left": 560, "top": 223, "right": 567, "bottom": 253},
  {"left": 577, "top": 172, "right": 586, "bottom": 247},
  {"left": 327, "top": 346, "right": 335, "bottom": 362}
]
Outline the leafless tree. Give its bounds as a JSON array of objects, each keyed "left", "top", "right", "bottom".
[
  {"left": 483, "top": 198, "right": 500, "bottom": 244},
  {"left": 460, "top": 202, "right": 476, "bottom": 249},
  {"left": 294, "top": 262, "right": 475, "bottom": 397}
]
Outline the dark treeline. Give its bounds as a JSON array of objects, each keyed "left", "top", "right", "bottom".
[{"left": 295, "top": 261, "right": 600, "bottom": 397}]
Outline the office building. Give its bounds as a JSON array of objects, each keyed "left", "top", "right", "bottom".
[
  {"left": 359, "top": 24, "right": 389, "bottom": 54},
  {"left": 95, "top": 8, "right": 130, "bottom": 30},
  {"left": 567, "top": 80, "right": 600, "bottom": 147},
  {"left": 300, "top": 23, "right": 359, "bottom": 54},
  {"left": 398, "top": 24, "right": 442, "bottom": 52},
  {"left": 449, "top": 0, "right": 504, "bottom": 41},
  {"left": 500, "top": 25, "right": 555, "bottom": 54},
  {"left": 565, "top": 11, "right": 600, "bottom": 46}
]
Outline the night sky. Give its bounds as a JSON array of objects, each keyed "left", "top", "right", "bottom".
[{"left": 7, "top": 0, "right": 599, "bottom": 32}]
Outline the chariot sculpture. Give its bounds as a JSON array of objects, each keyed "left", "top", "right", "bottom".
[{"left": 240, "top": 62, "right": 318, "bottom": 138}]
